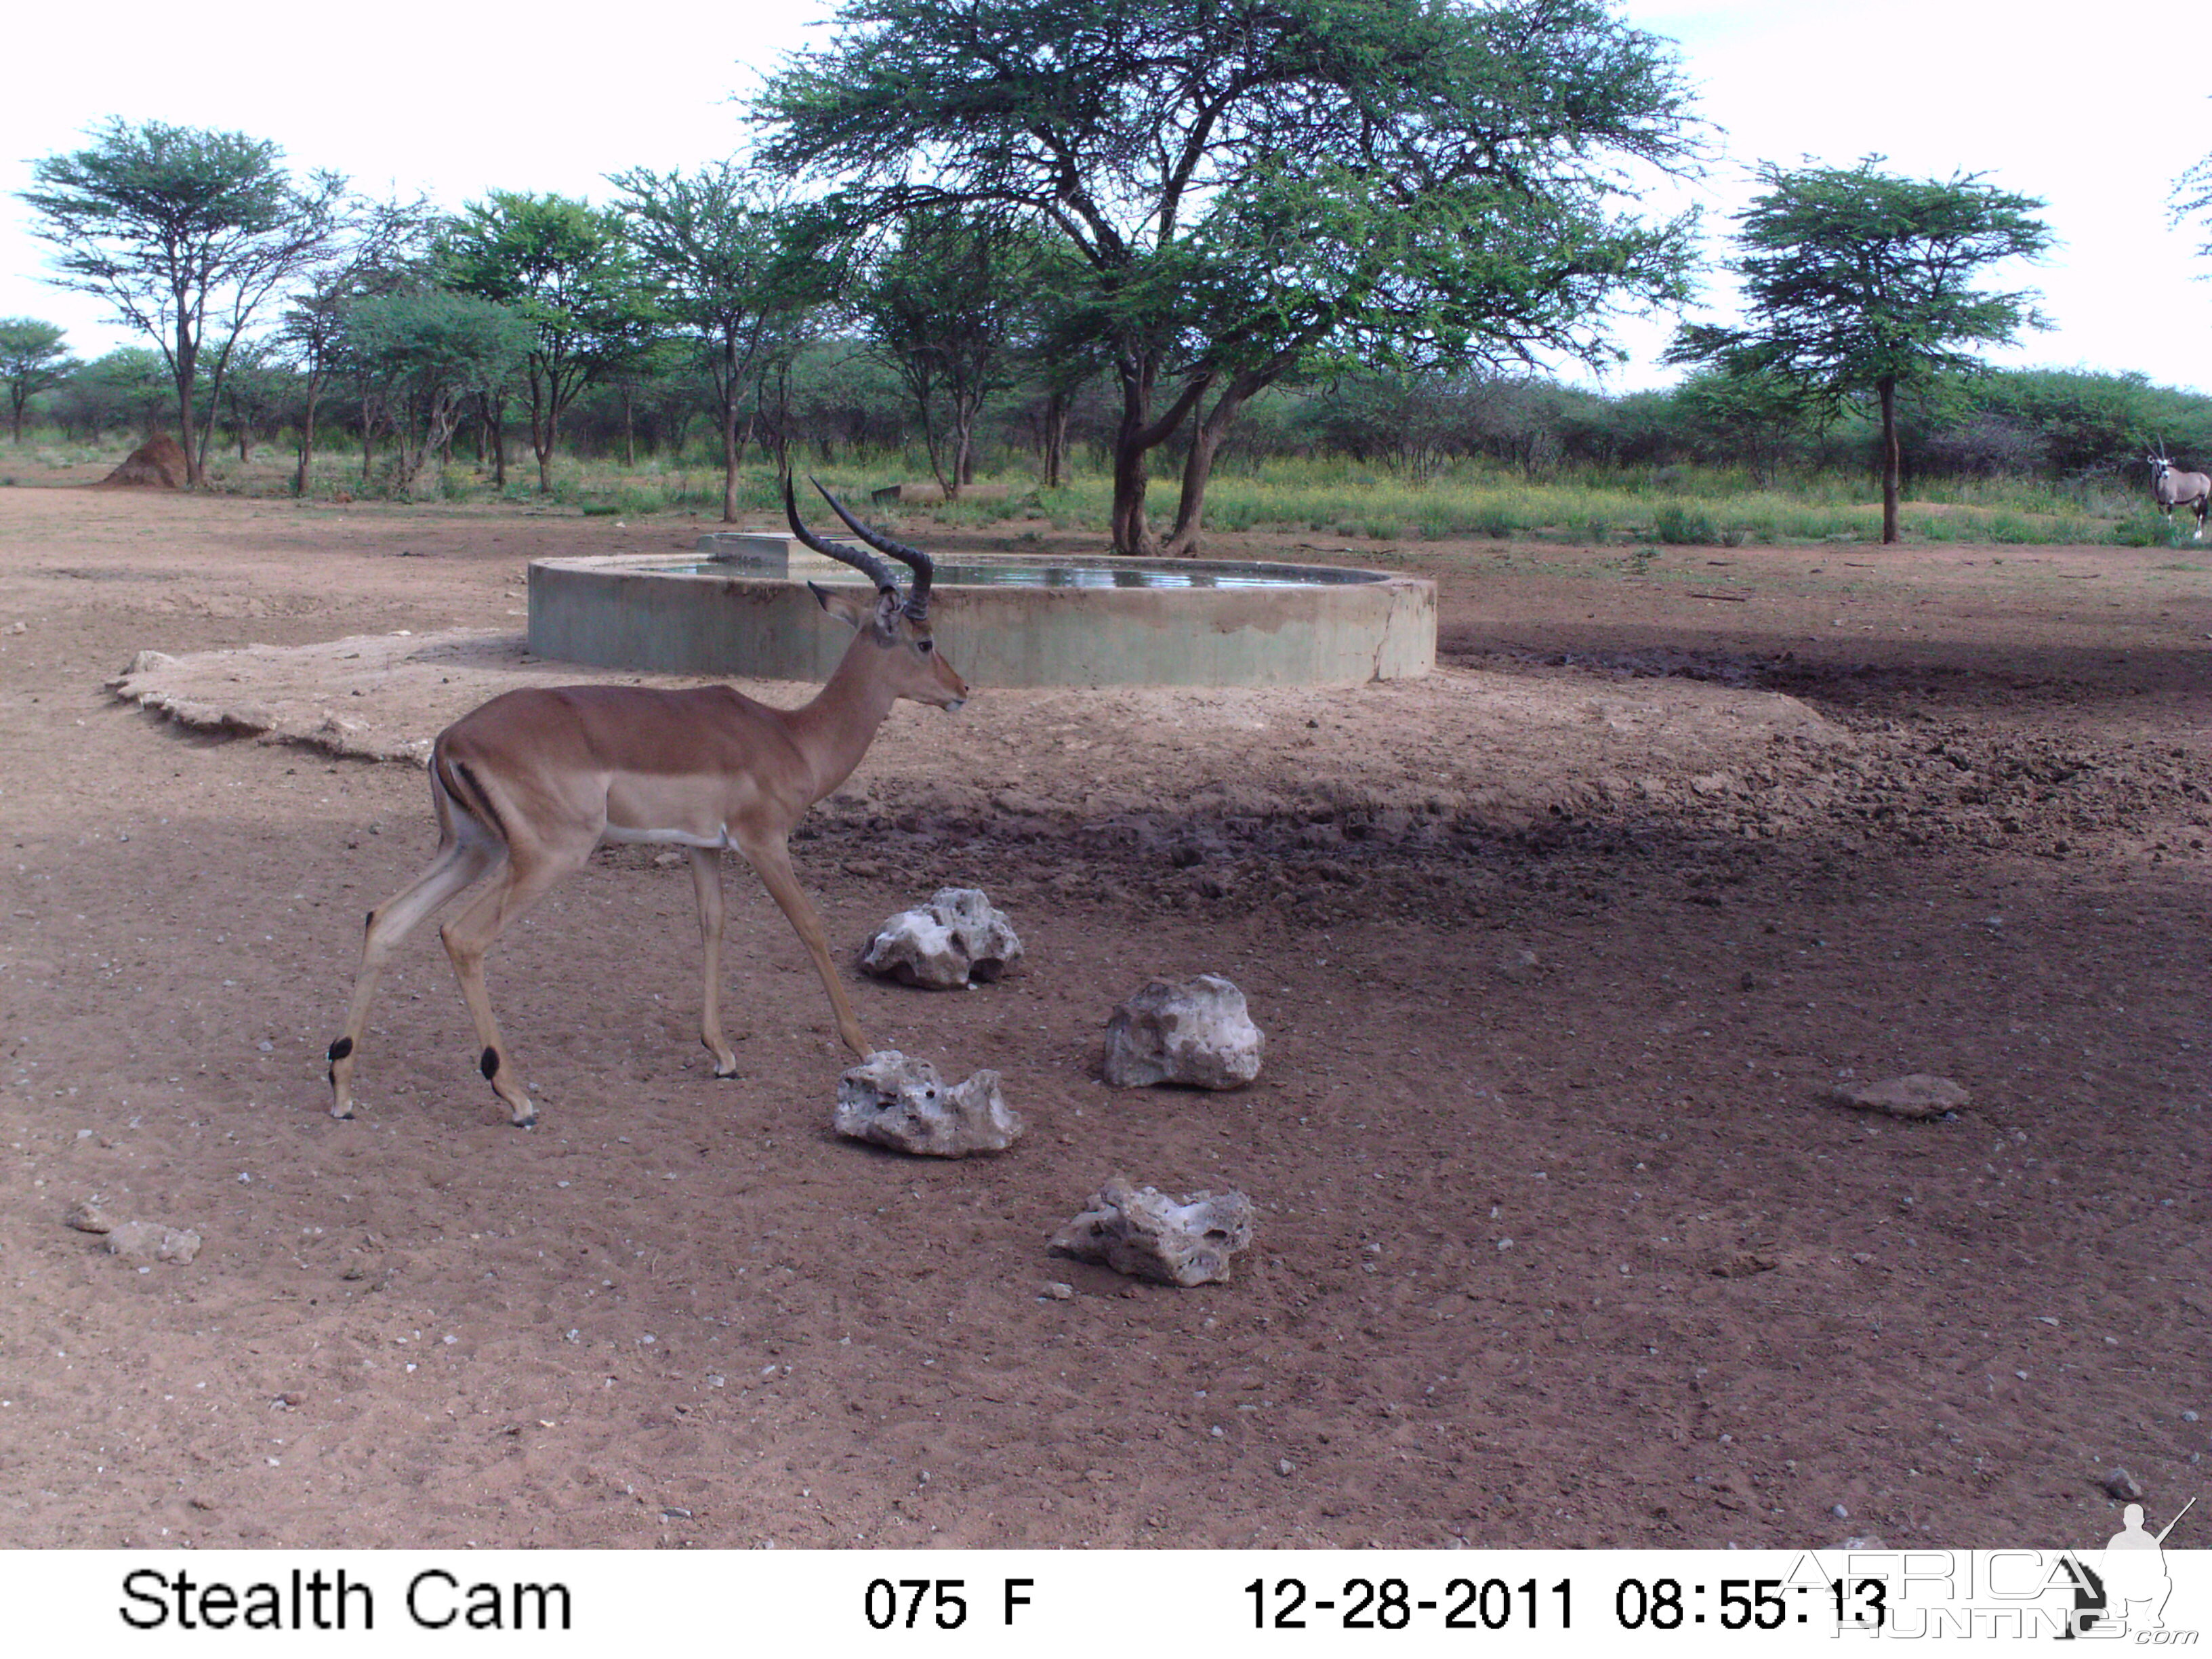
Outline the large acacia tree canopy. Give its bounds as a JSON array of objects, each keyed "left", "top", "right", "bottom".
[
  {"left": 753, "top": 0, "right": 1705, "bottom": 373},
  {"left": 1667, "top": 159, "right": 2053, "bottom": 397}
]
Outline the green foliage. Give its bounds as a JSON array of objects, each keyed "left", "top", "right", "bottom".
[
  {"left": 439, "top": 191, "right": 661, "bottom": 489},
  {"left": 757, "top": 0, "right": 1706, "bottom": 548},
  {"left": 0, "top": 318, "right": 81, "bottom": 441},
  {"left": 18, "top": 119, "right": 348, "bottom": 480},
  {"left": 1668, "top": 155, "right": 2051, "bottom": 542},
  {"left": 858, "top": 210, "right": 1042, "bottom": 495},
  {"left": 1668, "top": 158, "right": 2052, "bottom": 399},
  {"left": 1652, "top": 500, "right": 1718, "bottom": 544}
]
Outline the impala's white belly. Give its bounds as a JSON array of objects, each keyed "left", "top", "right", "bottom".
[{"left": 600, "top": 822, "right": 733, "bottom": 850}]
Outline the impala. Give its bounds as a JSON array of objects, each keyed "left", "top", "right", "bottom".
[{"left": 326, "top": 480, "right": 968, "bottom": 1126}]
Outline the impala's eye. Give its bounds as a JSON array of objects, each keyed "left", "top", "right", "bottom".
[{"left": 917, "top": 638, "right": 933, "bottom": 653}]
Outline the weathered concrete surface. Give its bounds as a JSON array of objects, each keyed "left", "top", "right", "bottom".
[{"left": 528, "top": 553, "right": 1435, "bottom": 688}]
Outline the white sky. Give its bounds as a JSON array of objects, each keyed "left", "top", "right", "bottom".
[{"left": 3, "top": 0, "right": 2207, "bottom": 396}]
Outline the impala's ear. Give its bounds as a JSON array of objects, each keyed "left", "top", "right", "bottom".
[
  {"left": 808, "top": 581, "right": 902, "bottom": 637},
  {"left": 809, "top": 581, "right": 870, "bottom": 631}
]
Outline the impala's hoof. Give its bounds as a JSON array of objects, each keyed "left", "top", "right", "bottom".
[
  {"left": 712, "top": 1061, "right": 740, "bottom": 1080},
  {"left": 510, "top": 1109, "right": 538, "bottom": 1129}
]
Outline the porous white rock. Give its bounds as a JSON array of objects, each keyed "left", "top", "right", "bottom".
[
  {"left": 834, "top": 1050, "right": 1022, "bottom": 1156},
  {"left": 1101, "top": 975, "right": 1263, "bottom": 1090},
  {"left": 861, "top": 888, "right": 1024, "bottom": 990},
  {"left": 104, "top": 1221, "right": 202, "bottom": 1264},
  {"left": 1049, "top": 1176, "right": 1256, "bottom": 1287}
]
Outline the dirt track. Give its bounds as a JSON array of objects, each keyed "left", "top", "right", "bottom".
[{"left": 1, "top": 478, "right": 2207, "bottom": 1549}]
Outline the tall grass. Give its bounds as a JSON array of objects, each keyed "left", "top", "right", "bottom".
[{"left": 6, "top": 432, "right": 2179, "bottom": 546}]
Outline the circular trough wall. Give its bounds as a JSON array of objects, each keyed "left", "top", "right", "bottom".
[{"left": 527, "top": 552, "right": 1435, "bottom": 688}]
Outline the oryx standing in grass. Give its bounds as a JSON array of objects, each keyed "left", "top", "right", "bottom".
[{"left": 2148, "top": 447, "right": 2211, "bottom": 540}]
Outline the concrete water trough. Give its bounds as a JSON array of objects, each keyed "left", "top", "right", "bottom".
[{"left": 527, "top": 533, "right": 1435, "bottom": 689}]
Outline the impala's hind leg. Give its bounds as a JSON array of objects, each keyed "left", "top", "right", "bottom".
[
  {"left": 688, "top": 846, "right": 739, "bottom": 1078},
  {"left": 329, "top": 828, "right": 499, "bottom": 1119},
  {"left": 439, "top": 836, "right": 594, "bottom": 1127}
]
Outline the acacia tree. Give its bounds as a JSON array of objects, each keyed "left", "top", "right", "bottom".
[
  {"left": 278, "top": 197, "right": 436, "bottom": 495},
  {"left": 19, "top": 119, "right": 346, "bottom": 485},
  {"left": 2175, "top": 148, "right": 2212, "bottom": 264},
  {"left": 339, "top": 290, "right": 534, "bottom": 497},
  {"left": 441, "top": 192, "right": 660, "bottom": 493},
  {"left": 858, "top": 210, "right": 1038, "bottom": 496},
  {"left": 0, "top": 319, "right": 80, "bottom": 442},
  {"left": 757, "top": 0, "right": 1701, "bottom": 553},
  {"left": 1666, "top": 158, "right": 2051, "bottom": 544},
  {"left": 609, "top": 165, "right": 830, "bottom": 518}
]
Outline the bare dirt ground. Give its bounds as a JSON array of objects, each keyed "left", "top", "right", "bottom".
[{"left": 1, "top": 475, "right": 2207, "bottom": 1551}]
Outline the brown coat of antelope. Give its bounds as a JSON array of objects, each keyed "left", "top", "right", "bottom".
[{"left": 325, "top": 480, "right": 968, "bottom": 1126}]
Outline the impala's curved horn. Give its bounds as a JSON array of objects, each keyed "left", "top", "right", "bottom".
[
  {"left": 811, "top": 477, "right": 936, "bottom": 620},
  {"left": 784, "top": 476, "right": 899, "bottom": 596}
]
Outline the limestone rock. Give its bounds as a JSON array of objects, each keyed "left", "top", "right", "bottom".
[
  {"left": 861, "top": 887, "right": 1024, "bottom": 990},
  {"left": 64, "top": 1200, "right": 115, "bottom": 1234},
  {"left": 1828, "top": 1073, "right": 1970, "bottom": 1120},
  {"left": 833, "top": 1050, "right": 1022, "bottom": 1157},
  {"left": 1102, "top": 975, "right": 1263, "bottom": 1090},
  {"left": 1049, "top": 1176, "right": 1256, "bottom": 1287},
  {"left": 104, "top": 1221, "right": 202, "bottom": 1264}
]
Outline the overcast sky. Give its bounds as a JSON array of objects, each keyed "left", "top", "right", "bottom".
[{"left": 3, "top": 0, "right": 2207, "bottom": 395}]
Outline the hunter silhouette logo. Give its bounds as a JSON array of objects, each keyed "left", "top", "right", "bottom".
[{"left": 2063, "top": 1495, "right": 2196, "bottom": 1639}]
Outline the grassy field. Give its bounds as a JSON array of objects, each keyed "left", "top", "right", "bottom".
[{"left": 3, "top": 433, "right": 2191, "bottom": 548}]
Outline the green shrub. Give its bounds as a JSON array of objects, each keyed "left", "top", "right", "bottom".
[
  {"left": 2110, "top": 510, "right": 2175, "bottom": 547},
  {"left": 1653, "top": 501, "right": 1718, "bottom": 544},
  {"left": 1471, "top": 503, "right": 1516, "bottom": 539}
]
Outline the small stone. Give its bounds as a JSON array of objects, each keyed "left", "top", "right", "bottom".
[
  {"left": 1042, "top": 1282, "right": 1074, "bottom": 1300},
  {"left": 1830, "top": 1504, "right": 1850, "bottom": 1519},
  {"left": 1049, "top": 1175, "right": 1256, "bottom": 1287},
  {"left": 1277, "top": 1458, "right": 1295, "bottom": 1477},
  {"left": 2105, "top": 1468, "right": 2144, "bottom": 1501},
  {"left": 64, "top": 1200, "right": 115, "bottom": 1234},
  {"left": 104, "top": 1221, "right": 201, "bottom": 1265},
  {"left": 1101, "top": 975, "right": 1263, "bottom": 1090},
  {"left": 1494, "top": 945, "right": 1540, "bottom": 983},
  {"left": 861, "top": 888, "right": 1024, "bottom": 989},
  {"left": 2183, "top": 1410, "right": 2200, "bottom": 1424},
  {"left": 1826, "top": 1073, "right": 1971, "bottom": 1120},
  {"left": 832, "top": 1051, "right": 1022, "bottom": 1156}
]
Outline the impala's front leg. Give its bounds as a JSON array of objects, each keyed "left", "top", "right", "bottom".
[
  {"left": 688, "top": 845, "right": 739, "bottom": 1077},
  {"left": 739, "top": 832, "right": 874, "bottom": 1059}
]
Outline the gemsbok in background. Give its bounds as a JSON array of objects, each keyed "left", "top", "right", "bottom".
[
  {"left": 326, "top": 480, "right": 968, "bottom": 1126},
  {"left": 2148, "top": 447, "right": 2211, "bottom": 541}
]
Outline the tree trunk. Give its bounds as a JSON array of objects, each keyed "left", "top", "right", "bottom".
[
  {"left": 528, "top": 369, "right": 556, "bottom": 493},
  {"left": 1041, "top": 389, "right": 1068, "bottom": 489},
  {"left": 1107, "top": 345, "right": 1213, "bottom": 555},
  {"left": 1878, "top": 375, "right": 1900, "bottom": 545},
  {"left": 1162, "top": 377, "right": 1257, "bottom": 556},
  {"left": 954, "top": 392, "right": 977, "bottom": 488},
  {"left": 621, "top": 383, "right": 636, "bottom": 469},
  {"left": 294, "top": 379, "right": 323, "bottom": 496},
  {"left": 720, "top": 396, "right": 741, "bottom": 524}
]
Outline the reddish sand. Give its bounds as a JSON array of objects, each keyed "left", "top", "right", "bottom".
[{"left": 1, "top": 478, "right": 2206, "bottom": 1549}]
